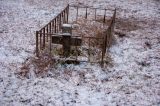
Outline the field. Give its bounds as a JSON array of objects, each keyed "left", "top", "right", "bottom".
[{"left": 0, "top": 0, "right": 160, "bottom": 105}]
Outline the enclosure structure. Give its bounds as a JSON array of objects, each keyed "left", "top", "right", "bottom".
[{"left": 35, "top": 4, "right": 116, "bottom": 66}]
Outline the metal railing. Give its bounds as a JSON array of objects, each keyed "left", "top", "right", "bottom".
[
  {"left": 36, "top": 5, "right": 69, "bottom": 57},
  {"left": 35, "top": 4, "right": 116, "bottom": 66}
]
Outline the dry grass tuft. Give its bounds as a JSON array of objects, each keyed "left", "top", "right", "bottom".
[{"left": 18, "top": 51, "right": 56, "bottom": 78}]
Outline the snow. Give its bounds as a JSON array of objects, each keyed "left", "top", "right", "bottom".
[{"left": 0, "top": 0, "right": 160, "bottom": 106}]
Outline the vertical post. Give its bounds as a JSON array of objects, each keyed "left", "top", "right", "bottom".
[
  {"left": 101, "top": 43, "right": 105, "bottom": 67},
  {"left": 40, "top": 30, "right": 42, "bottom": 49},
  {"left": 36, "top": 31, "right": 39, "bottom": 57},
  {"left": 62, "top": 11, "right": 64, "bottom": 23},
  {"left": 57, "top": 16, "right": 59, "bottom": 32},
  {"left": 52, "top": 21, "right": 54, "bottom": 33},
  {"left": 43, "top": 28, "right": 45, "bottom": 49},
  {"left": 95, "top": 8, "right": 97, "bottom": 20},
  {"left": 103, "top": 9, "right": 106, "bottom": 23},
  {"left": 76, "top": 6, "right": 78, "bottom": 22},
  {"left": 67, "top": 4, "right": 69, "bottom": 23},
  {"left": 49, "top": 22, "right": 52, "bottom": 33},
  {"left": 56, "top": 17, "right": 58, "bottom": 33},
  {"left": 59, "top": 14, "right": 61, "bottom": 32},
  {"left": 75, "top": 37, "right": 78, "bottom": 61},
  {"left": 101, "top": 35, "right": 106, "bottom": 67},
  {"left": 64, "top": 10, "right": 66, "bottom": 23},
  {"left": 50, "top": 33, "right": 52, "bottom": 55},
  {"left": 47, "top": 25, "right": 49, "bottom": 42},
  {"left": 54, "top": 19, "right": 57, "bottom": 33},
  {"left": 85, "top": 7, "right": 88, "bottom": 19},
  {"left": 88, "top": 38, "right": 90, "bottom": 62}
]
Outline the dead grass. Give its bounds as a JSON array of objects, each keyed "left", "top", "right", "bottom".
[
  {"left": 18, "top": 16, "right": 115, "bottom": 78},
  {"left": 18, "top": 51, "right": 56, "bottom": 78},
  {"left": 115, "top": 18, "right": 141, "bottom": 32}
]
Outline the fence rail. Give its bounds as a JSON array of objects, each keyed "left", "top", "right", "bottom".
[
  {"left": 36, "top": 5, "right": 69, "bottom": 56},
  {"left": 69, "top": 4, "right": 115, "bottom": 23}
]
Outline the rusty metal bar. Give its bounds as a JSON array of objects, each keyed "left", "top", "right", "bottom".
[
  {"left": 57, "top": 16, "right": 59, "bottom": 32},
  {"left": 69, "top": 4, "right": 114, "bottom": 11},
  {"left": 88, "top": 38, "right": 90, "bottom": 62},
  {"left": 59, "top": 14, "right": 61, "bottom": 31},
  {"left": 76, "top": 6, "right": 78, "bottom": 22},
  {"left": 54, "top": 19, "right": 57, "bottom": 33},
  {"left": 36, "top": 31, "right": 39, "bottom": 57},
  {"left": 64, "top": 9, "right": 66, "bottom": 23},
  {"left": 39, "top": 5, "right": 69, "bottom": 31},
  {"left": 95, "top": 8, "right": 97, "bottom": 20},
  {"left": 103, "top": 9, "right": 106, "bottom": 23},
  {"left": 49, "top": 30, "right": 52, "bottom": 55},
  {"left": 83, "top": 36, "right": 103, "bottom": 39},
  {"left": 75, "top": 38, "right": 78, "bottom": 61},
  {"left": 52, "top": 21, "right": 54, "bottom": 33},
  {"left": 46, "top": 25, "right": 49, "bottom": 42},
  {"left": 49, "top": 22, "right": 52, "bottom": 33},
  {"left": 101, "top": 34, "right": 107, "bottom": 67},
  {"left": 62, "top": 11, "right": 64, "bottom": 23},
  {"left": 85, "top": 7, "right": 88, "bottom": 19},
  {"left": 43, "top": 28, "right": 45, "bottom": 49},
  {"left": 40, "top": 30, "right": 42, "bottom": 49},
  {"left": 67, "top": 4, "right": 69, "bottom": 23}
]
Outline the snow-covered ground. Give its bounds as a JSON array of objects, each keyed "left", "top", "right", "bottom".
[{"left": 0, "top": 0, "right": 160, "bottom": 105}]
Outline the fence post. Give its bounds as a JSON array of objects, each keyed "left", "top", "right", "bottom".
[
  {"left": 36, "top": 31, "right": 39, "bottom": 57},
  {"left": 49, "top": 22, "right": 52, "bottom": 33},
  {"left": 85, "top": 7, "right": 88, "bottom": 19},
  {"left": 76, "top": 6, "right": 78, "bottom": 22},
  {"left": 54, "top": 19, "right": 57, "bottom": 33},
  {"left": 95, "top": 8, "right": 97, "bottom": 20},
  {"left": 40, "top": 30, "right": 42, "bottom": 49},
  {"left": 59, "top": 15, "right": 61, "bottom": 31},
  {"left": 101, "top": 34, "right": 107, "bottom": 67},
  {"left": 88, "top": 38, "right": 90, "bottom": 62},
  {"left": 103, "top": 9, "right": 106, "bottom": 23},
  {"left": 43, "top": 28, "right": 45, "bottom": 49},
  {"left": 47, "top": 25, "right": 49, "bottom": 42},
  {"left": 64, "top": 10, "right": 66, "bottom": 23},
  {"left": 50, "top": 33, "right": 52, "bottom": 55},
  {"left": 52, "top": 21, "right": 54, "bottom": 33},
  {"left": 67, "top": 4, "right": 69, "bottom": 23},
  {"left": 62, "top": 11, "right": 64, "bottom": 23}
]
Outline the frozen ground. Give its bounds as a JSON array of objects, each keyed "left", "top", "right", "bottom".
[{"left": 0, "top": 0, "right": 160, "bottom": 106}]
